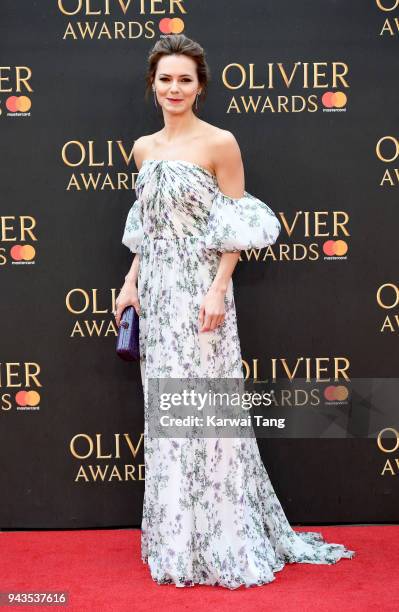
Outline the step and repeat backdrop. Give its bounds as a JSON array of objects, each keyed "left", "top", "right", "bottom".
[{"left": 1, "top": 1, "right": 398, "bottom": 528}]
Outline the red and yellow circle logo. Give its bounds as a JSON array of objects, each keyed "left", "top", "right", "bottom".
[
  {"left": 323, "top": 240, "right": 348, "bottom": 257},
  {"left": 10, "top": 245, "right": 36, "bottom": 261},
  {"left": 324, "top": 386, "right": 349, "bottom": 401},
  {"left": 15, "top": 390, "right": 40, "bottom": 406},
  {"left": 5, "top": 96, "right": 32, "bottom": 112},
  {"left": 321, "top": 91, "right": 347, "bottom": 109},
  {"left": 159, "top": 18, "right": 184, "bottom": 34}
]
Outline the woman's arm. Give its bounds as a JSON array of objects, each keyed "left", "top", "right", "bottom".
[
  {"left": 209, "top": 252, "right": 240, "bottom": 294},
  {"left": 125, "top": 252, "right": 140, "bottom": 285},
  {"left": 198, "top": 132, "right": 245, "bottom": 333},
  {"left": 115, "top": 137, "right": 146, "bottom": 326},
  {"left": 115, "top": 252, "right": 141, "bottom": 326}
]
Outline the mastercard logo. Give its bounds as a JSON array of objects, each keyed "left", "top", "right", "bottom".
[
  {"left": 159, "top": 17, "right": 184, "bottom": 34},
  {"left": 324, "top": 385, "right": 349, "bottom": 401},
  {"left": 321, "top": 91, "right": 347, "bottom": 108},
  {"left": 10, "top": 245, "right": 36, "bottom": 261},
  {"left": 323, "top": 240, "right": 348, "bottom": 256},
  {"left": 15, "top": 390, "right": 40, "bottom": 406},
  {"left": 5, "top": 96, "right": 32, "bottom": 112}
]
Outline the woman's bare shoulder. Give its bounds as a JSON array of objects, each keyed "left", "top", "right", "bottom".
[
  {"left": 203, "top": 124, "right": 241, "bottom": 167},
  {"left": 200, "top": 120, "right": 232, "bottom": 140},
  {"left": 133, "top": 133, "right": 160, "bottom": 169},
  {"left": 197, "top": 121, "right": 241, "bottom": 166}
]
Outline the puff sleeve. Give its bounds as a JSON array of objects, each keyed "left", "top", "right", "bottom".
[
  {"left": 204, "top": 189, "right": 281, "bottom": 252},
  {"left": 121, "top": 198, "right": 144, "bottom": 253}
]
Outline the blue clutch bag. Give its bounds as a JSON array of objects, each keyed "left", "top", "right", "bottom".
[{"left": 116, "top": 306, "right": 140, "bottom": 361}]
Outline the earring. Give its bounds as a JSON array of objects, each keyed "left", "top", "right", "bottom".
[{"left": 153, "top": 88, "right": 157, "bottom": 109}]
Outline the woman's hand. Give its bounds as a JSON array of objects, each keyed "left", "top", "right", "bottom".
[
  {"left": 198, "top": 287, "right": 226, "bottom": 332},
  {"left": 114, "top": 278, "right": 140, "bottom": 327}
]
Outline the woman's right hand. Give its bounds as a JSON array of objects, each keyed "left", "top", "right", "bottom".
[{"left": 114, "top": 278, "right": 141, "bottom": 327}]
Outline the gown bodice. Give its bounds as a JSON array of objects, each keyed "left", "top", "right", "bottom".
[{"left": 122, "top": 159, "right": 282, "bottom": 253}]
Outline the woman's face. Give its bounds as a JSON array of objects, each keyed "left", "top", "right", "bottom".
[{"left": 153, "top": 54, "right": 200, "bottom": 114}]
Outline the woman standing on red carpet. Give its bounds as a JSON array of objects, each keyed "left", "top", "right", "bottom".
[{"left": 115, "top": 33, "right": 355, "bottom": 589}]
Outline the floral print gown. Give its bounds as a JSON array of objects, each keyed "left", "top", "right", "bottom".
[{"left": 122, "top": 159, "right": 355, "bottom": 589}]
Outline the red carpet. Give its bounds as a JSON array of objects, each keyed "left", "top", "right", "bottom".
[{"left": 0, "top": 526, "right": 396, "bottom": 611}]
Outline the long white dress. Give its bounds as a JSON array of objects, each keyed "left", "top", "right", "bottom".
[{"left": 122, "top": 158, "right": 355, "bottom": 589}]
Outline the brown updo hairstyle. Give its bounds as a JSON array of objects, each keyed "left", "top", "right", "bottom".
[{"left": 145, "top": 34, "right": 211, "bottom": 114}]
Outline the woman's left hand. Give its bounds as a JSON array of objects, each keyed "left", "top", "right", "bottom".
[{"left": 198, "top": 287, "right": 226, "bottom": 332}]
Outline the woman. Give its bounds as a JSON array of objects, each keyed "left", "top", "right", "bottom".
[{"left": 115, "top": 33, "right": 355, "bottom": 589}]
